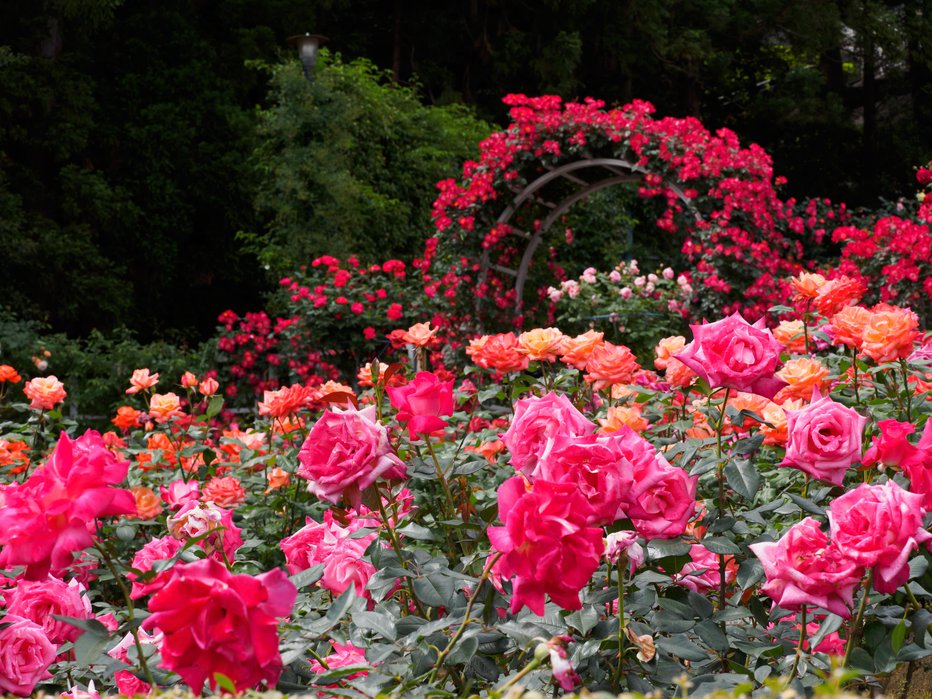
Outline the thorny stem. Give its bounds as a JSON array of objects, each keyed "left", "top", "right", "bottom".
[
  {"left": 788, "top": 605, "right": 808, "bottom": 683},
  {"left": 376, "top": 487, "right": 427, "bottom": 618},
  {"left": 843, "top": 570, "right": 874, "bottom": 669}
]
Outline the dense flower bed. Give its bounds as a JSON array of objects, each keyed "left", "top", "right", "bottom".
[{"left": 0, "top": 266, "right": 930, "bottom": 698}]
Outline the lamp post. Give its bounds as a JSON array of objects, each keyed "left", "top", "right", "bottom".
[{"left": 287, "top": 33, "right": 329, "bottom": 81}]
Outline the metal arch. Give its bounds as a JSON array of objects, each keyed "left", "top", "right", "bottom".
[{"left": 475, "top": 157, "right": 698, "bottom": 321}]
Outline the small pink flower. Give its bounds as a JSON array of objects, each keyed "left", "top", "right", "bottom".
[
  {"left": 0, "top": 615, "right": 56, "bottom": 696},
  {"left": 125, "top": 368, "right": 159, "bottom": 395}
]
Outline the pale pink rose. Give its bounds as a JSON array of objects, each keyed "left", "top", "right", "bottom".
[
  {"left": 280, "top": 511, "right": 376, "bottom": 597},
  {"left": 501, "top": 392, "right": 595, "bottom": 479},
  {"left": 159, "top": 478, "right": 200, "bottom": 510},
  {"left": 675, "top": 312, "right": 785, "bottom": 398},
  {"left": 620, "top": 287, "right": 632, "bottom": 299},
  {"left": 828, "top": 481, "right": 932, "bottom": 594},
  {"left": 297, "top": 405, "right": 406, "bottom": 506},
  {"left": 6, "top": 576, "right": 92, "bottom": 646},
  {"left": 547, "top": 287, "right": 563, "bottom": 302},
  {"left": 23, "top": 375, "right": 66, "bottom": 410},
  {"left": 750, "top": 517, "right": 863, "bottom": 618},
  {"left": 581, "top": 267, "right": 597, "bottom": 284},
  {"left": 166, "top": 501, "right": 243, "bottom": 563},
  {"left": 609, "top": 270, "right": 622, "bottom": 283},
  {"left": 488, "top": 477, "right": 604, "bottom": 615},
  {"left": 663, "top": 267, "right": 675, "bottom": 280},
  {"left": 781, "top": 391, "right": 866, "bottom": 486},
  {"left": 604, "top": 531, "right": 645, "bottom": 574},
  {"left": 127, "top": 535, "right": 184, "bottom": 599},
  {"left": 0, "top": 615, "right": 56, "bottom": 696}
]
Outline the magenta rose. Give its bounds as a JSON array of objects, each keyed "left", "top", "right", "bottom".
[
  {"left": 5, "top": 575, "right": 92, "bottom": 645},
  {"left": 862, "top": 419, "right": 918, "bottom": 469},
  {"left": 143, "top": 557, "right": 296, "bottom": 693},
  {"left": 828, "top": 481, "right": 932, "bottom": 593},
  {"left": 487, "top": 477, "right": 604, "bottom": 615},
  {"left": 0, "top": 431, "right": 136, "bottom": 579},
  {"left": 127, "top": 535, "right": 184, "bottom": 599},
  {"left": 387, "top": 371, "right": 454, "bottom": 439},
  {"left": 674, "top": 544, "right": 736, "bottom": 592},
  {"left": 280, "top": 511, "right": 376, "bottom": 597},
  {"left": 781, "top": 392, "right": 867, "bottom": 486},
  {"left": 297, "top": 405, "right": 406, "bottom": 506},
  {"left": 675, "top": 312, "right": 785, "bottom": 398},
  {"left": 750, "top": 517, "right": 863, "bottom": 617},
  {"left": 0, "top": 615, "right": 56, "bottom": 696},
  {"left": 501, "top": 392, "right": 595, "bottom": 478}
]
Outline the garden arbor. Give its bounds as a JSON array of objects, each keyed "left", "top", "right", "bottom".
[{"left": 425, "top": 95, "right": 809, "bottom": 331}]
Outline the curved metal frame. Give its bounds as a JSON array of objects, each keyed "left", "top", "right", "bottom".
[{"left": 476, "top": 157, "right": 695, "bottom": 318}]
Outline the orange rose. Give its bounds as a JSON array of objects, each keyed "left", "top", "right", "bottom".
[
  {"left": 812, "top": 275, "right": 865, "bottom": 317},
  {"left": 0, "top": 439, "right": 29, "bottom": 474},
  {"left": 760, "top": 398, "right": 806, "bottom": 446},
  {"left": 264, "top": 467, "right": 291, "bottom": 494},
  {"left": 126, "top": 368, "right": 159, "bottom": 395},
  {"left": 219, "top": 428, "right": 267, "bottom": 464},
  {"left": 468, "top": 333, "right": 529, "bottom": 374},
  {"left": 665, "top": 357, "right": 696, "bottom": 389},
  {"left": 598, "top": 405, "right": 648, "bottom": 434},
  {"left": 258, "top": 384, "right": 312, "bottom": 418},
  {"left": 726, "top": 392, "right": 772, "bottom": 432},
  {"left": 201, "top": 476, "right": 246, "bottom": 508},
  {"left": 654, "top": 336, "right": 686, "bottom": 371},
  {"left": 131, "top": 486, "right": 163, "bottom": 520},
  {"left": 465, "top": 439, "right": 506, "bottom": 463},
  {"left": 357, "top": 361, "right": 405, "bottom": 388},
  {"left": 401, "top": 322, "right": 437, "bottom": 348},
  {"left": 148, "top": 392, "right": 183, "bottom": 423},
  {"left": 310, "top": 381, "right": 356, "bottom": 409},
  {"left": 112, "top": 405, "right": 143, "bottom": 431},
  {"left": 790, "top": 272, "right": 827, "bottom": 306},
  {"left": 772, "top": 321, "right": 806, "bottom": 354},
  {"left": 861, "top": 306, "right": 921, "bottom": 363},
  {"left": 559, "top": 330, "right": 605, "bottom": 370},
  {"left": 774, "top": 358, "right": 831, "bottom": 402},
  {"left": 0, "top": 365, "right": 21, "bottom": 383},
  {"left": 198, "top": 377, "right": 219, "bottom": 396},
  {"left": 180, "top": 371, "right": 198, "bottom": 388},
  {"left": 826, "top": 306, "right": 872, "bottom": 350},
  {"left": 584, "top": 342, "right": 640, "bottom": 390},
  {"left": 516, "top": 327, "right": 566, "bottom": 362},
  {"left": 23, "top": 375, "right": 66, "bottom": 411},
  {"left": 273, "top": 415, "right": 306, "bottom": 435}
]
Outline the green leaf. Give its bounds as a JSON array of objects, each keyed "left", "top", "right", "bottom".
[
  {"left": 656, "top": 635, "right": 708, "bottom": 661},
  {"left": 213, "top": 673, "right": 237, "bottom": 693},
  {"left": 289, "top": 564, "right": 325, "bottom": 589},
  {"left": 892, "top": 620, "right": 907, "bottom": 654},
  {"left": 206, "top": 395, "right": 224, "bottom": 418},
  {"left": 413, "top": 572, "right": 456, "bottom": 608},
  {"left": 809, "top": 614, "right": 843, "bottom": 652},
  {"left": 736, "top": 558, "right": 764, "bottom": 591},
  {"left": 66, "top": 618, "right": 111, "bottom": 666},
  {"left": 446, "top": 634, "right": 480, "bottom": 665},
  {"left": 724, "top": 458, "right": 760, "bottom": 501},
  {"left": 353, "top": 610, "right": 398, "bottom": 641},
  {"left": 703, "top": 536, "right": 741, "bottom": 555},
  {"left": 647, "top": 539, "right": 691, "bottom": 560},
  {"left": 397, "top": 522, "right": 435, "bottom": 541}
]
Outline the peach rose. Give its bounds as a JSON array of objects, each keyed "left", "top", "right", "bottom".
[
  {"left": 465, "top": 439, "right": 506, "bottom": 463},
  {"left": 22, "top": 376, "right": 66, "bottom": 411},
  {"left": 198, "top": 377, "right": 219, "bottom": 396},
  {"left": 516, "top": 327, "right": 566, "bottom": 362},
  {"left": 264, "top": 467, "right": 290, "bottom": 494},
  {"left": 598, "top": 405, "right": 648, "bottom": 434},
  {"left": 861, "top": 306, "right": 921, "bottom": 363},
  {"left": 180, "top": 371, "right": 198, "bottom": 388},
  {"left": 826, "top": 305, "right": 872, "bottom": 350},
  {"left": 401, "top": 322, "right": 437, "bottom": 347},
  {"left": 584, "top": 342, "right": 641, "bottom": 390},
  {"left": 201, "top": 476, "right": 246, "bottom": 508},
  {"left": 467, "top": 333, "right": 529, "bottom": 374},
  {"left": 559, "top": 330, "right": 605, "bottom": 370},
  {"left": 774, "top": 358, "right": 831, "bottom": 402},
  {"left": 790, "top": 272, "right": 827, "bottom": 305},
  {"left": 665, "top": 357, "right": 696, "bottom": 388},
  {"left": 126, "top": 368, "right": 159, "bottom": 395},
  {"left": 148, "top": 392, "right": 183, "bottom": 423},
  {"left": 812, "top": 275, "right": 865, "bottom": 317},
  {"left": 772, "top": 320, "right": 807, "bottom": 354},
  {"left": 654, "top": 336, "right": 686, "bottom": 371},
  {"left": 760, "top": 398, "right": 805, "bottom": 446},
  {"left": 131, "top": 486, "right": 163, "bottom": 520}
]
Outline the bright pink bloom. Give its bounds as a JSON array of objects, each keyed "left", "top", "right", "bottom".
[
  {"left": 159, "top": 479, "right": 200, "bottom": 510},
  {"left": 750, "top": 517, "right": 863, "bottom": 618},
  {"left": 387, "top": 371, "right": 454, "bottom": 439},
  {"left": 0, "top": 431, "right": 136, "bottom": 579},
  {"left": 309, "top": 641, "right": 371, "bottom": 681},
  {"left": 862, "top": 419, "right": 918, "bottom": 469},
  {"left": 109, "top": 629, "right": 161, "bottom": 695},
  {"left": 297, "top": 406, "right": 406, "bottom": 506},
  {"left": 143, "top": 558, "right": 296, "bottom": 693},
  {"left": 828, "top": 481, "right": 932, "bottom": 594},
  {"left": 781, "top": 391, "right": 866, "bottom": 486},
  {"left": 0, "top": 615, "right": 56, "bottom": 696},
  {"left": 127, "top": 535, "right": 184, "bottom": 599},
  {"left": 675, "top": 312, "right": 785, "bottom": 398},
  {"left": 674, "top": 544, "right": 737, "bottom": 592},
  {"left": 488, "top": 477, "right": 603, "bottom": 615},
  {"left": 5, "top": 575, "right": 92, "bottom": 645},
  {"left": 280, "top": 512, "right": 376, "bottom": 597},
  {"left": 501, "top": 392, "right": 595, "bottom": 479}
]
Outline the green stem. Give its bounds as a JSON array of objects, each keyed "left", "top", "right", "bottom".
[
  {"left": 613, "top": 559, "right": 626, "bottom": 690},
  {"left": 900, "top": 359, "right": 912, "bottom": 424},
  {"left": 426, "top": 551, "right": 503, "bottom": 685},
  {"left": 843, "top": 570, "right": 874, "bottom": 668},
  {"left": 715, "top": 387, "right": 731, "bottom": 611},
  {"left": 426, "top": 437, "right": 457, "bottom": 521},
  {"left": 851, "top": 348, "right": 861, "bottom": 405},
  {"left": 788, "top": 605, "right": 807, "bottom": 682},
  {"left": 497, "top": 654, "right": 544, "bottom": 692},
  {"left": 376, "top": 489, "right": 427, "bottom": 618},
  {"left": 95, "top": 540, "right": 156, "bottom": 687}
]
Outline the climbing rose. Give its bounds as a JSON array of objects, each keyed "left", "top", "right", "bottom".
[
  {"left": 387, "top": 371, "right": 454, "bottom": 439},
  {"left": 488, "top": 477, "right": 603, "bottom": 615},
  {"left": 143, "top": 558, "right": 296, "bottom": 693},
  {"left": 675, "top": 313, "right": 785, "bottom": 398}
]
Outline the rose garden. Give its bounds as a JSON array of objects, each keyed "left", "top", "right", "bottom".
[{"left": 2, "top": 94, "right": 932, "bottom": 699}]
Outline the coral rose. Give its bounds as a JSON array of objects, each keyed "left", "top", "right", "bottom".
[
  {"left": 654, "top": 335, "right": 686, "bottom": 371},
  {"left": 772, "top": 320, "right": 807, "bottom": 354},
  {"left": 826, "top": 305, "right": 872, "bottom": 350},
  {"left": 790, "top": 272, "right": 827, "bottom": 306},
  {"left": 112, "top": 405, "right": 143, "bottom": 431},
  {"left": 297, "top": 405, "right": 406, "bottom": 506},
  {"left": 125, "top": 368, "right": 159, "bottom": 395},
  {"left": 387, "top": 371, "right": 454, "bottom": 439},
  {"left": 0, "top": 616, "right": 56, "bottom": 696},
  {"left": 0, "top": 364, "right": 21, "bottom": 383},
  {"left": 201, "top": 475, "right": 246, "bottom": 508},
  {"left": 400, "top": 321, "right": 437, "bottom": 347},
  {"left": 488, "top": 477, "right": 604, "bottom": 615},
  {"left": 584, "top": 341, "right": 641, "bottom": 390},
  {"left": 812, "top": 275, "right": 865, "bottom": 317},
  {"left": 559, "top": 330, "right": 605, "bottom": 370},
  {"left": 198, "top": 377, "right": 219, "bottom": 396},
  {"left": 750, "top": 517, "right": 862, "bottom": 618},
  {"left": 23, "top": 375, "right": 66, "bottom": 411},
  {"left": 774, "top": 357, "right": 830, "bottom": 402},
  {"left": 860, "top": 306, "right": 921, "bottom": 363},
  {"left": 598, "top": 405, "right": 648, "bottom": 434},
  {"left": 148, "top": 392, "right": 183, "bottom": 423},
  {"left": 781, "top": 392, "right": 866, "bottom": 486},
  {"left": 257, "top": 383, "right": 312, "bottom": 418},
  {"left": 828, "top": 481, "right": 932, "bottom": 594},
  {"left": 131, "top": 486, "right": 163, "bottom": 519},
  {"left": 467, "top": 332, "right": 529, "bottom": 374},
  {"left": 516, "top": 327, "right": 566, "bottom": 362},
  {"left": 675, "top": 313, "right": 785, "bottom": 398},
  {"left": 143, "top": 557, "right": 296, "bottom": 693}
]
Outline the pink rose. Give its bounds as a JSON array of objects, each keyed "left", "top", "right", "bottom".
[
  {"left": 108, "top": 629, "right": 161, "bottom": 695},
  {"left": 309, "top": 641, "right": 371, "bottom": 682},
  {"left": 297, "top": 406, "right": 406, "bottom": 506},
  {"left": 143, "top": 558, "right": 296, "bottom": 693},
  {"left": 0, "top": 431, "right": 136, "bottom": 579},
  {"left": 781, "top": 392, "right": 867, "bottom": 486},
  {"left": 387, "top": 371, "right": 454, "bottom": 439},
  {"left": 904, "top": 422, "right": 932, "bottom": 509},
  {"left": 487, "top": 477, "right": 604, "bottom": 615},
  {"left": 159, "top": 479, "right": 200, "bottom": 510},
  {"left": 750, "top": 517, "right": 863, "bottom": 618},
  {"left": 5, "top": 575, "right": 92, "bottom": 645},
  {"left": 605, "top": 531, "right": 645, "bottom": 574},
  {"left": 675, "top": 312, "right": 785, "bottom": 398},
  {"left": 23, "top": 375, "right": 67, "bottom": 411},
  {"left": 501, "top": 392, "right": 595, "bottom": 478},
  {"left": 828, "top": 481, "right": 932, "bottom": 594},
  {"left": 0, "top": 615, "right": 56, "bottom": 696},
  {"left": 674, "top": 544, "right": 737, "bottom": 592},
  {"left": 862, "top": 419, "right": 917, "bottom": 469},
  {"left": 166, "top": 501, "right": 243, "bottom": 563},
  {"left": 127, "top": 535, "right": 184, "bottom": 599},
  {"left": 280, "top": 511, "right": 376, "bottom": 597}
]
